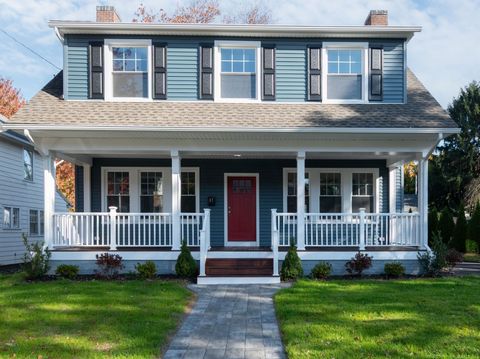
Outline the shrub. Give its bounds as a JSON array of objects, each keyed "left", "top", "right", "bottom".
[
  {"left": 22, "top": 234, "right": 51, "bottom": 280},
  {"left": 95, "top": 253, "right": 124, "bottom": 279},
  {"left": 451, "top": 204, "right": 468, "bottom": 252},
  {"left": 446, "top": 248, "right": 464, "bottom": 268},
  {"left": 135, "top": 261, "right": 157, "bottom": 279},
  {"left": 281, "top": 244, "right": 303, "bottom": 281},
  {"left": 417, "top": 231, "right": 447, "bottom": 276},
  {"left": 428, "top": 207, "right": 439, "bottom": 246},
  {"left": 55, "top": 264, "right": 79, "bottom": 279},
  {"left": 469, "top": 203, "right": 480, "bottom": 252},
  {"left": 466, "top": 239, "right": 479, "bottom": 253},
  {"left": 311, "top": 262, "right": 332, "bottom": 280},
  {"left": 384, "top": 262, "right": 405, "bottom": 278},
  {"left": 438, "top": 207, "right": 455, "bottom": 246},
  {"left": 345, "top": 252, "right": 373, "bottom": 276},
  {"left": 175, "top": 241, "right": 197, "bottom": 279}
]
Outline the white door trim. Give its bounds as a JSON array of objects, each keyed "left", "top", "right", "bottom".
[{"left": 224, "top": 173, "right": 260, "bottom": 247}]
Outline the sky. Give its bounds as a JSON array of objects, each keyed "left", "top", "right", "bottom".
[{"left": 0, "top": 0, "right": 479, "bottom": 108}]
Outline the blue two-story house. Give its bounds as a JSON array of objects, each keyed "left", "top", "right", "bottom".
[{"left": 5, "top": 7, "right": 458, "bottom": 283}]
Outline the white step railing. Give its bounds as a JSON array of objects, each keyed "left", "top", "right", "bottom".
[
  {"left": 180, "top": 213, "right": 204, "bottom": 247},
  {"left": 272, "top": 210, "right": 421, "bottom": 248},
  {"left": 199, "top": 209, "right": 211, "bottom": 277}
]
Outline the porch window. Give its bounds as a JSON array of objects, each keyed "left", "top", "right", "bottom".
[
  {"left": 319, "top": 173, "right": 342, "bottom": 213},
  {"left": 23, "top": 149, "right": 33, "bottom": 181},
  {"left": 140, "top": 172, "right": 164, "bottom": 212},
  {"left": 29, "top": 210, "right": 39, "bottom": 235},
  {"left": 112, "top": 47, "right": 148, "bottom": 98},
  {"left": 3, "top": 207, "right": 20, "bottom": 229},
  {"left": 181, "top": 172, "right": 196, "bottom": 213},
  {"left": 287, "top": 172, "right": 310, "bottom": 212},
  {"left": 106, "top": 171, "right": 130, "bottom": 212},
  {"left": 326, "top": 48, "right": 364, "bottom": 101},
  {"left": 352, "top": 173, "right": 374, "bottom": 212}
]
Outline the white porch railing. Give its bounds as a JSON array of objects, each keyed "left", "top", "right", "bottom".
[
  {"left": 272, "top": 209, "right": 421, "bottom": 248},
  {"left": 53, "top": 208, "right": 209, "bottom": 249},
  {"left": 199, "top": 209, "right": 211, "bottom": 277}
]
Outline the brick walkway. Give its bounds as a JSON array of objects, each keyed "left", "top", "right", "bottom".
[{"left": 163, "top": 284, "right": 287, "bottom": 359}]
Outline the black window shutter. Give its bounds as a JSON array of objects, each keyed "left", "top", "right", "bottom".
[
  {"left": 262, "top": 45, "right": 275, "bottom": 101},
  {"left": 199, "top": 44, "right": 214, "bottom": 100},
  {"left": 369, "top": 46, "right": 383, "bottom": 101},
  {"left": 153, "top": 43, "right": 167, "bottom": 100},
  {"left": 88, "top": 41, "right": 104, "bottom": 99},
  {"left": 307, "top": 46, "right": 321, "bottom": 101}
]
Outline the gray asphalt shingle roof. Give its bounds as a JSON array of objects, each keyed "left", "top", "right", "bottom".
[{"left": 9, "top": 69, "right": 456, "bottom": 129}]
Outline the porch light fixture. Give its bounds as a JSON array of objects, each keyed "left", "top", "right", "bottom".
[{"left": 233, "top": 154, "right": 242, "bottom": 157}]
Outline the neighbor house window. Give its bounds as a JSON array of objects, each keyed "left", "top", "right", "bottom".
[
  {"left": 286, "top": 172, "right": 310, "bottom": 212},
  {"left": 23, "top": 149, "right": 33, "bottom": 181},
  {"left": 3, "top": 207, "right": 20, "bottom": 229},
  {"left": 40, "top": 211, "right": 44, "bottom": 235},
  {"left": 106, "top": 171, "right": 130, "bottom": 212},
  {"left": 29, "top": 210, "right": 39, "bottom": 235},
  {"left": 352, "top": 173, "right": 374, "bottom": 212},
  {"left": 319, "top": 173, "right": 342, "bottom": 213},
  {"left": 216, "top": 42, "right": 259, "bottom": 100},
  {"left": 140, "top": 172, "right": 164, "bottom": 213},
  {"left": 181, "top": 172, "right": 197, "bottom": 213},
  {"left": 327, "top": 48, "right": 363, "bottom": 100},
  {"left": 111, "top": 47, "right": 148, "bottom": 98}
]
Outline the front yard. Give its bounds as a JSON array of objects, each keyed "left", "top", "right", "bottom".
[
  {"left": 275, "top": 277, "right": 480, "bottom": 358},
  {"left": 0, "top": 274, "right": 192, "bottom": 358}
]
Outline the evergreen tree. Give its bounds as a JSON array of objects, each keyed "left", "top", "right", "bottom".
[
  {"left": 280, "top": 244, "right": 303, "bottom": 281},
  {"left": 428, "top": 207, "right": 439, "bottom": 246},
  {"left": 175, "top": 241, "right": 197, "bottom": 278},
  {"left": 469, "top": 203, "right": 480, "bottom": 252},
  {"left": 452, "top": 204, "right": 468, "bottom": 252},
  {"left": 438, "top": 207, "right": 455, "bottom": 246}
]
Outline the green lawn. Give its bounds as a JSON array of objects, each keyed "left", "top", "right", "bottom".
[
  {"left": 464, "top": 253, "right": 480, "bottom": 263},
  {"left": 0, "top": 274, "right": 192, "bottom": 358},
  {"left": 275, "top": 277, "right": 480, "bottom": 359}
]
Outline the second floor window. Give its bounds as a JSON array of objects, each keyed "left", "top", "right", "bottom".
[
  {"left": 3, "top": 207, "right": 20, "bottom": 229},
  {"left": 327, "top": 48, "right": 364, "bottom": 101},
  {"left": 23, "top": 149, "right": 33, "bottom": 181},
  {"left": 112, "top": 47, "right": 148, "bottom": 98}
]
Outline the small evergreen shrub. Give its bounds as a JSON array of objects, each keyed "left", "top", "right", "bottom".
[
  {"left": 280, "top": 244, "right": 303, "bottom": 281},
  {"left": 446, "top": 248, "right": 464, "bottom": 268},
  {"left": 428, "top": 207, "right": 439, "bottom": 246},
  {"left": 417, "top": 232, "right": 447, "bottom": 276},
  {"left": 175, "top": 241, "right": 197, "bottom": 279},
  {"left": 55, "top": 264, "right": 79, "bottom": 279},
  {"left": 345, "top": 252, "right": 373, "bottom": 276},
  {"left": 438, "top": 207, "right": 455, "bottom": 245},
  {"left": 384, "top": 262, "right": 405, "bottom": 278},
  {"left": 452, "top": 204, "right": 468, "bottom": 252},
  {"left": 466, "top": 239, "right": 478, "bottom": 254},
  {"left": 311, "top": 262, "right": 332, "bottom": 280},
  {"left": 135, "top": 261, "right": 157, "bottom": 279},
  {"left": 22, "top": 234, "right": 51, "bottom": 280},
  {"left": 95, "top": 253, "right": 124, "bottom": 279},
  {"left": 469, "top": 203, "right": 480, "bottom": 252}
]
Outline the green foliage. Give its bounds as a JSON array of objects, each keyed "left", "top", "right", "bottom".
[
  {"left": 384, "top": 262, "right": 405, "bottom": 278},
  {"left": 466, "top": 239, "right": 479, "bottom": 253},
  {"left": 311, "top": 262, "right": 332, "bottom": 280},
  {"left": 95, "top": 253, "right": 124, "bottom": 279},
  {"left": 281, "top": 244, "right": 303, "bottom": 281},
  {"left": 428, "top": 207, "right": 439, "bottom": 245},
  {"left": 446, "top": 248, "right": 464, "bottom": 268},
  {"left": 135, "top": 261, "right": 157, "bottom": 279},
  {"left": 175, "top": 241, "right": 197, "bottom": 279},
  {"left": 469, "top": 203, "right": 480, "bottom": 251},
  {"left": 417, "top": 232, "right": 448, "bottom": 276},
  {"left": 55, "top": 264, "right": 79, "bottom": 279},
  {"left": 22, "top": 234, "right": 51, "bottom": 280},
  {"left": 452, "top": 204, "right": 468, "bottom": 252},
  {"left": 345, "top": 252, "right": 373, "bottom": 276},
  {"left": 438, "top": 207, "right": 455, "bottom": 245}
]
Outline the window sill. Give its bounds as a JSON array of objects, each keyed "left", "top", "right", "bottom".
[
  {"left": 2, "top": 228, "right": 21, "bottom": 231},
  {"left": 105, "top": 98, "right": 153, "bottom": 103},
  {"left": 214, "top": 98, "right": 261, "bottom": 103},
  {"left": 323, "top": 99, "right": 368, "bottom": 104}
]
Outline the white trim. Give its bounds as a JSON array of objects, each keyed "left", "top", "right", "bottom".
[
  {"left": 224, "top": 173, "right": 260, "bottom": 247},
  {"left": 104, "top": 39, "right": 152, "bottom": 102},
  {"left": 197, "top": 276, "right": 280, "bottom": 285},
  {"left": 214, "top": 40, "right": 262, "bottom": 103},
  {"left": 388, "top": 166, "right": 397, "bottom": 213},
  {"left": 83, "top": 164, "right": 91, "bottom": 212},
  {"left": 43, "top": 155, "right": 55, "bottom": 249}
]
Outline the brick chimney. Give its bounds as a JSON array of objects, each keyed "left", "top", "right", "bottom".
[
  {"left": 96, "top": 5, "right": 121, "bottom": 23},
  {"left": 364, "top": 10, "right": 388, "bottom": 26}
]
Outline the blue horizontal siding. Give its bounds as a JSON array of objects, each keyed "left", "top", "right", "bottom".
[
  {"left": 66, "top": 38, "right": 89, "bottom": 100},
  {"left": 380, "top": 41, "right": 404, "bottom": 103},
  {"left": 167, "top": 44, "right": 198, "bottom": 100},
  {"left": 275, "top": 44, "right": 307, "bottom": 101}
]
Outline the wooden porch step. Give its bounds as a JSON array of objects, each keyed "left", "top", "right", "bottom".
[{"left": 205, "top": 258, "right": 273, "bottom": 276}]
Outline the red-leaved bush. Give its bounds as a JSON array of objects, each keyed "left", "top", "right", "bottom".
[
  {"left": 345, "top": 252, "right": 373, "bottom": 276},
  {"left": 95, "top": 253, "right": 124, "bottom": 279}
]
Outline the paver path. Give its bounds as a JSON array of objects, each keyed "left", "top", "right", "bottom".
[
  {"left": 163, "top": 284, "right": 288, "bottom": 359},
  {"left": 452, "top": 262, "right": 480, "bottom": 276}
]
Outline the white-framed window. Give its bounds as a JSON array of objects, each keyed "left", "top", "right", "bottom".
[
  {"left": 3, "top": 207, "right": 20, "bottom": 229},
  {"left": 285, "top": 171, "right": 310, "bottom": 213},
  {"left": 214, "top": 41, "right": 261, "bottom": 102},
  {"left": 104, "top": 39, "right": 152, "bottom": 101},
  {"left": 23, "top": 148, "right": 33, "bottom": 181},
  {"left": 101, "top": 167, "right": 199, "bottom": 213},
  {"left": 322, "top": 42, "right": 368, "bottom": 103},
  {"left": 319, "top": 172, "right": 342, "bottom": 213},
  {"left": 352, "top": 172, "right": 374, "bottom": 213},
  {"left": 29, "top": 209, "right": 44, "bottom": 236}
]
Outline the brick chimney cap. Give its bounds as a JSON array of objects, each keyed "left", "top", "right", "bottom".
[
  {"left": 97, "top": 5, "right": 116, "bottom": 11},
  {"left": 369, "top": 10, "right": 388, "bottom": 15},
  {"left": 365, "top": 9, "right": 388, "bottom": 26}
]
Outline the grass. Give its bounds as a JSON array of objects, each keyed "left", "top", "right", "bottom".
[
  {"left": 275, "top": 277, "right": 480, "bottom": 358},
  {"left": 464, "top": 253, "right": 480, "bottom": 263},
  {"left": 0, "top": 274, "right": 192, "bottom": 358}
]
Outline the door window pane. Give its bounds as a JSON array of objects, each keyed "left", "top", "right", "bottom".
[
  {"left": 106, "top": 172, "right": 130, "bottom": 212},
  {"left": 352, "top": 173, "right": 374, "bottom": 212},
  {"left": 140, "top": 172, "right": 163, "bottom": 213},
  {"left": 319, "top": 173, "right": 342, "bottom": 213}
]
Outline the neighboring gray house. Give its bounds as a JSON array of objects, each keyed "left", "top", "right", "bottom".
[
  {"left": 0, "top": 115, "right": 68, "bottom": 266},
  {"left": 5, "top": 7, "right": 459, "bottom": 283}
]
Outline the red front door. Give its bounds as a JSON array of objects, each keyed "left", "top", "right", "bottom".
[{"left": 227, "top": 176, "right": 257, "bottom": 242}]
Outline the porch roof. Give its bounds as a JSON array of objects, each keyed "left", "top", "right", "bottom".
[{"left": 8, "top": 69, "right": 457, "bottom": 131}]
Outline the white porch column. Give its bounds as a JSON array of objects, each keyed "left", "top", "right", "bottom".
[
  {"left": 171, "top": 150, "right": 181, "bottom": 250},
  {"left": 82, "top": 164, "right": 91, "bottom": 212},
  {"left": 388, "top": 166, "right": 398, "bottom": 214},
  {"left": 418, "top": 157, "right": 429, "bottom": 249},
  {"left": 296, "top": 151, "right": 306, "bottom": 250},
  {"left": 43, "top": 154, "right": 56, "bottom": 249}
]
